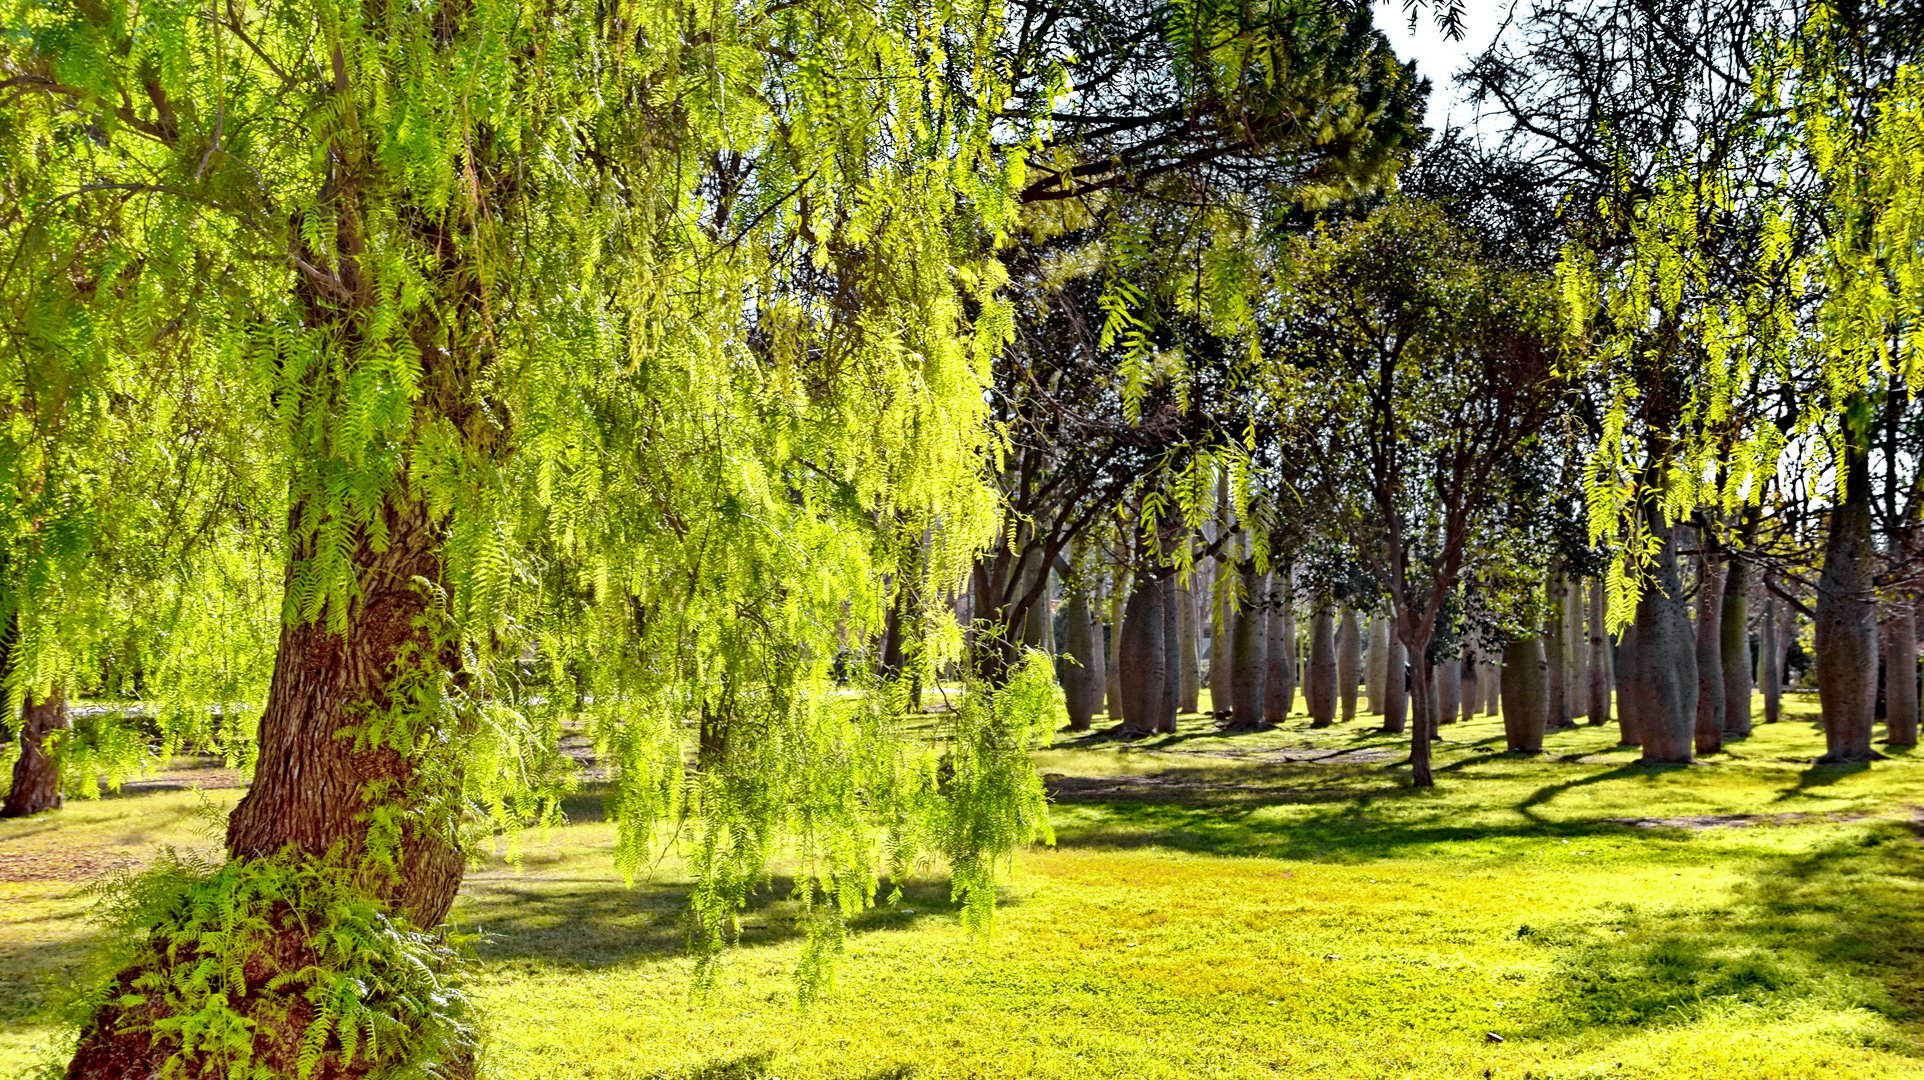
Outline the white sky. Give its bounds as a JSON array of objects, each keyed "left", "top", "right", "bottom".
[{"left": 1373, "top": 0, "right": 1522, "bottom": 137}]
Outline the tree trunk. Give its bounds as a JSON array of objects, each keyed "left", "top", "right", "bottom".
[
  {"left": 1815, "top": 411, "right": 1879, "bottom": 763},
  {"left": 1483, "top": 656, "right": 1500, "bottom": 716},
  {"left": 1206, "top": 564, "right": 1231, "bottom": 715},
  {"left": 1177, "top": 580, "right": 1201, "bottom": 714},
  {"left": 1106, "top": 586, "right": 1126, "bottom": 721},
  {"left": 1060, "top": 592, "right": 1101, "bottom": 732},
  {"left": 1883, "top": 609, "right": 1918, "bottom": 747},
  {"left": 1229, "top": 566, "right": 1268, "bottom": 730},
  {"left": 1403, "top": 627, "right": 1438, "bottom": 787},
  {"left": 1435, "top": 656, "right": 1461, "bottom": 728},
  {"left": 1721, "top": 557, "right": 1752, "bottom": 737},
  {"left": 1545, "top": 571, "right": 1573, "bottom": 731},
  {"left": 1760, "top": 595, "right": 1782, "bottom": 725},
  {"left": 1568, "top": 577, "right": 1588, "bottom": 720},
  {"left": 1336, "top": 607, "right": 1361, "bottom": 722},
  {"left": 1159, "top": 575, "right": 1180, "bottom": 733},
  {"left": 1617, "top": 617, "right": 1643, "bottom": 747},
  {"left": 1500, "top": 636, "right": 1546, "bottom": 753},
  {"left": 1117, "top": 578, "right": 1167, "bottom": 735},
  {"left": 1636, "top": 514, "right": 1698, "bottom": 764},
  {"left": 1365, "top": 614, "right": 1389, "bottom": 715},
  {"left": 1587, "top": 578, "right": 1613, "bottom": 730},
  {"left": 1306, "top": 607, "right": 1337, "bottom": 728},
  {"left": 1381, "top": 633, "right": 1408, "bottom": 734},
  {"left": 1460, "top": 653, "right": 1481, "bottom": 722},
  {"left": 3, "top": 688, "right": 69, "bottom": 818},
  {"left": 1693, "top": 545, "right": 1726, "bottom": 755},
  {"left": 1264, "top": 572, "right": 1296, "bottom": 725}
]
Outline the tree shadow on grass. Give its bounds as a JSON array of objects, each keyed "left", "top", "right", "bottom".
[
  {"left": 455, "top": 874, "right": 979, "bottom": 968},
  {"left": 1774, "top": 759, "right": 1876, "bottom": 803},
  {"left": 1516, "top": 823, "right": 1924, "bottom": 1050}
]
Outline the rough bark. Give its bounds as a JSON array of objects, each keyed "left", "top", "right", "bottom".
[
  {"left": 3, "top": 688, "right": 69, "bottom": 818},
  {"left": 1403, "top": 627, "right": 1438, "bottom": 787},
  {"left": 1721, "top": 557, "right": 1752, "bottom": 737},
  {"left": 1435, "top": 657, "right": 1461, "bottom": 729},
  {"left": 1815, "top": 419, "right": 1880, "bottom": 763},
  {"left": 1060, "top": 592, "right": 1101, "bottom": 731},
  {"left": 1176, "top": 580, "right": 1201, "bottom": 714},
  {"left": 1159, "top": 575, "right": 1180, "bottom": 733},
  {"left": 1336, "top": 607, "right": 1361, "bottom": 723},
  {"left": 1117, "top": 579, "right": 1167, "bottom": 735},
  {"left": 1263, "top": 573, "right": 1296, "bottom": 725},
  {"left": 1693, "top": 546, "right": 1726, "bottom": 755},
  {"left": 1636, "top": 515, "right": 1699, "bottom": 764},
  {"left": 1306, "top": 607, "right": 1337, "bottom": 728},
  {"left": 1500, "top": 636, "right": 1546, "bottom": 753},
  {"left": 1460, "top": 653, "right": 1481, "bottom": 722},
  {"left": 1381, "top": 633, "right": 1408, "bottom": 734},
  {"left": 1587, "top": 578, "right": 1612, "bottom": 730},
  {"left": 1365, "top": 614, "right": 1389, "bottom": 715},
  {"left": 1883, "top": 610, "right": 1918, "bottom": 747},
  {"left": 1760, "top": 595, "right": 1782, "bottom": 725},
  {"left": 1228, "top": 567, "right": 1268, "bottom": 730}
]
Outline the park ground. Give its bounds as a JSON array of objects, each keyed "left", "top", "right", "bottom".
[{"left": 3, "top": 694, "right": 1923, "bottom": 1079}]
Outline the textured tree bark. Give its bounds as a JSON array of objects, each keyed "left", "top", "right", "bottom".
[
  {"left": 1336, "top": 607, "right": 1361, "bottom": 723},
  {"left": 1159, "top": 575, "right": 1180, "bottom": 733},
  {"left": 1263, "top": 572, "right": 1296, "bottom": 725},
  {"left": 1617, "top": 618, "right": 1643, "bottom": 747},
  {"left": 1106, "top": 586, "right": 1126, "bottom": 721},
  {"left": 1060, "top": 592, "right": 1101, "bottom": 731},
  {"left": 1694, "top": 545, "right": 1726, "bottom": 755},
  {"left": 1460, "top": 653, "right": 1480, "bottom": 722},
  {"left": 1435, "top": 657, "right": 1460, "bottom": 728},
  {"left": 1544, "top": 571, "right": 1573, "bottom": 731},
  {"left": 1721, "top": 557, "right": 1751, "bottom": 737},
  {"left": 1306, "top": 607, "right": 1337, "bottom": 728},
  {"left": 1633, "top": 514, "right": 1699, "bottom": 764},
  {"left": 1568, "top": 577, "right": 1588, "bottom": 720},
  {"left": 1500, "top": 636, "right": 1545, "bottom": 753},
  {"left": 1228, "top": 566, "right": 1268, "bottom": 730},
  {"left": 1404, "top": 628, "right": 1438, "bottom": 787},
  {"left": 1381, "top": 633, "right": 1408, "bottom": 734},
  {"left": 1759, "top": 595, "right": 1782, "bottom": 725},
  {"left": 1117, "top": 579, "right": 1167, "bottom": 735},
  {"left": 1815, "top": 418, "right": 1879, "bottom": 763},
  {"left": 1882, "top": 610, "right": 1918, "bottom": 747},
  {"left": 1365, "top": 615, "right": 1389, "bottom": 715},
  {"left": 3, "top": 688, "right": 69, "bottom": 818},
  {"left": 1587, "top": 579, "right": 1612, "bottom": 730},
  {"left": 1176, "top": 580, "right": 1201, "bottom": 714}
]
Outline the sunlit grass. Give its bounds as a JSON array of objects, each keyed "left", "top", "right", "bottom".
[{"left": 3, "top": 693, "right": 1922, "bottom": 1077}]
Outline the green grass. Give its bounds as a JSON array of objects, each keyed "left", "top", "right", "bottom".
[{"left": 5, "top": 694, "right": 1924, "bottom": 1078}]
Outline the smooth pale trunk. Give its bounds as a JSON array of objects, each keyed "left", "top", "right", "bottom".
[
  {"left": 1264, "top": 574, "right": 1296, "bottom": 725},
  {"left": 1117, "top": 581, "right": 1167, "bottom": 735},
  {"left": 1307, "top": 607, "right": 1337, "bottom": 728},
  {"left": 1587, "top": 578, "right": 1612, "bottom": 730},
  {"left": 1436, "top": 658, "right": 1461, "bottom": 729},
  {"left": 1059, "top": 592, "right": 1101, "bottom": 731},
  {"left": 1815, "top": 413, "right": 1879, "bottom": 762},
  {"left": 1483, "top": 658, "right": 1501, "bottom": 715},
  {"left": 1460, "top": 653, "right": 1481, "bottom": 722},
  {"left": 1159, "top": 576, "right": 1180, "bottom": 733},
  {"left": 3, "top": 688, "right": 68, "bottom": 818},
  {"left": 1721, "top": 558, "right": 1752, "bottom": 737},
  {"left": 1635, "top": 517, "right": 1698, "bottom": 764},
  {"left": 1177, "top": 581, "right": 1201, "bottom": 714},
  {"left": 1883, "top": 610, "right": 1918, "bottom": 747},
  {"left": 1501, "top": 636, "right": 1546, "bottom": 753},
  {"left": 1366, "top": 615, "right": 1389, "bottom": 715},
  {"left": 1694, "top": 549, "right": 1726, "bottom": 755},
  {"left": 1106, "top": 587, "right": 1126, "bottom": 721},
  {"left": 1381, "top": 633, "right": 1408, "bottom": 734},
  {"left": 1229, "top": 567, "right": 1268, "bottom": 729},
  {"left": 1568, "top": 578, "right": 1588, "bottom": 720},
  {"left": 1336, "top": 607, "right": 1361, "bottom": 722},
  {"left": 1759, "top": 596, "right": 1782, "bottom": 725},
  {"left": 1206, "top": 563, "right": 1231, "bottom": 715},
  {"left": 1545, "top": 572, "right": 1572, "bottom": 731}
]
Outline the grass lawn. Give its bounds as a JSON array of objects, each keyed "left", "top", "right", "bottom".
[{"left": 4, "top": 694, "right": 1923, "bottom": 1078}]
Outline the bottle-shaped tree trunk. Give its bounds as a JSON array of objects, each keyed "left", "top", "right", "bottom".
[
  {"left": 3, "top": 688, "right": 69, "bottom": 818},
  {"left": 1365, "top": 614, "right": 1389, "bottom": 715},
  {"left": 1176, "top": 580, "right": 1201, "bottom": 714},
  {"left": 1336, "top": 607, "right": 1361, "bottom": 722},
  {"left": 1883, "top": 609, "right": 1918, "bottom": 747},
  {"left": 1106, "top": 586, "right": 1126, "bottom": 721},
  {"left": 1117, "top": 578, "right": 1167, "bottom": 735},
  {"left": 1460, "top": 653, "right": 1481, "bottom": 722},
  {"left": 1617, "top": 618, "right": 1643, "bottom": 748},
  {"left": 1637, "top": 514, "right": 1699, "bottom": 764},
  {"left": 1435, "top": 656, "right": 1460, "bottom": 728},
  {"left": 1500, "top": 636, "right": 1546, "bottom": 753},
  {"left": 1381, "top": 633, "right": 1408, "bottom": 734},
  {"left": 1721, "top": 557, "right": 1752, "bottom": 737},
  {"left": 1587, "top": 578, "right": 1613, "bottom": 730},
  {"left": 1264, "top": 571, "right": 1296, "bottom": 725},
  {"left": 1060, "top": 592, "right": 1102, "bottom": 732},
  {"left": 1306, "top": 606, "right": 1337, "bottom": 728},
  {"left": 1229, "top": 566, "right": 1268, "bottom": 730},
  {"left": 1544, "top": 571, "right": 1573, "bottom": 731},
  {"left": 1159, "top": 575, "right": 1180, "bottom": 733},
  {"left": 1403, "top": 625, "right": 1439, "bottom": 787},
  {"left": 1815, "top": 409, "right": 1879, "bottom": 763},
  {"left": 1568, "top": 577, "right": 1588, "bottom": 720},
  {"left": 1483, "top": 657, "right": 1501, "bottom": 716},
  {"left": 1759, "top": 595, "right": 1782, "bottom": 725},
  {"left": 1206, "top": 562, "right": 1231, "bottom": 716},
  {"left": 1693, "top": 542, "right": 1726, "bottom": 755}
]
